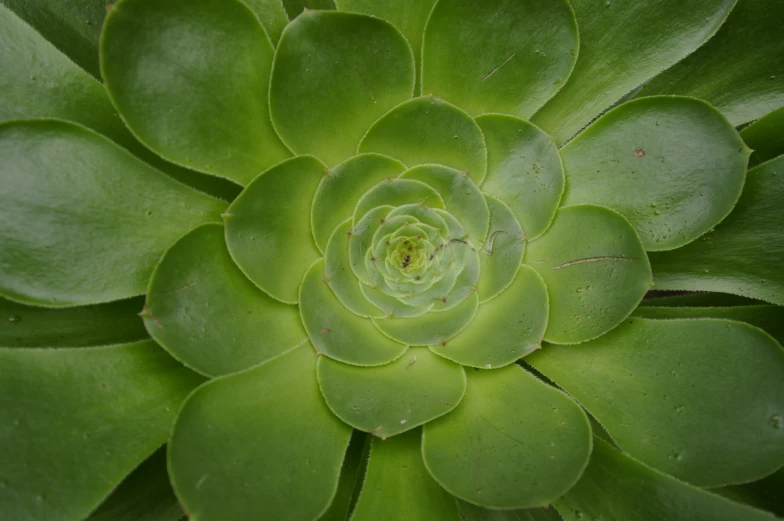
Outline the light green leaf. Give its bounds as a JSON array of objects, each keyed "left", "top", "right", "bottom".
[
  {"left": 0, "top": 341, "right": 203, "bottom": 521},
  {"left": 421, "top": 0, "right": 577, "bottom": 119},
  {"left": 318, "top": 348, "right": 465, "bottom": 439},
  {"left": 283, "top": 0, "right": 336, "bottom": 19},
  {"left": 649, "top": 156, "right": 784, "bottom": 305},
  {"left": 433, "top": 265, "right": 547, "bottom": 369},
  {"left": 225, "top": 156, "right": 325, "bottom": 304},
  {"left": 527, "top": 317, "right": 784, "bottom": 487},
  {"left": 353, "top": 179, "right": 444, "bottom": 226},
  {"left": 476, "top": 115, "right": 563, "bottom": 239},
  {"left": 145, "top": 224, "right": 306, "bottom": 377},
  {"left": 101, "top": 0, "right": 290, "bottom": 185},
  {"left": 525, "top": 205, "right": 652, "bottom": 344},
  {"left": 350, "top": 429, "right": 461, "bottom": 521},
  {"left": 477, "top": 196, "right": 525, "bottom": 302},
  {"left": 0, "top": 119, "right": 225, "bottom": 307},
  {"left": 359, "top": 96, "right": 488, "bottom": 184},
  {"left": 530, "top": 0, "right": 737, "bottom": 144},
  {"left": 423, "top": 364, "right": 592, "bottom": 509},
  {"left": 269, "top": 10, "right": 414, "bottom": 165},
  {"left": 741, "top": 105, "right": 784, "bottom": 167},
  {"left": 318, "top": 431, "right": 368, "bottom": 521},
  {"left": 560, "top": 97, "right": 749, "bottom": 251},
  {"left": 374, "top": 293, "right": 479, "bottom": 346},
  {"left": 169, "top": 344, "right": 353, "bottom": 521},
  {"left": 458, "top": 502, "right": 563, "bottom": 521},
  {"left": 243, "top": 0, "right": 289, "bottom": 43},
  {"left": 555, "top": 437, "right": 777, "bottom": 521}
]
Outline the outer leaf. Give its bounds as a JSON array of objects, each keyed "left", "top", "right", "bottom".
[
  {"left": 741, "top": 105, "right": 784, "bottom": 167},
  {"left": 527, "top": 317, "right": 784, "bottom": 487},
  {"left": 0, "top": 120, "right": 225, "bottom": 307},
  {"left": 459, "top": 502, "right": 563, "bottom": 521},
  {"left": 637, "top": 0, "right": 784, "bottom": 126},
  {"left": 169, "top": 344, "right": 352, "bottom": 521},
  {"left": 530, "top": 0, "right": 737, "bottom": 144},
  {"left": 640, "top": 291, "right": 762, "bottom": 308},
  {"left": 0, "top": 341, "right": 204, "bottom": 521},
  {"left": 555, "top": 438, "right": 777, "bottom": 521},
  {"left": 318, "top": 431, "right": 368, "bottom": 521},
  {"left": 716, "top": 468, "right": 784, "bottom": 518},
  {"left": 243, "top": 0, "right": 290, "bottom": 43},
  {"left": 101, "top": 0, "right": 290, "bottom": 185},
  {"left": 283, "top": 0, "right": 336, "bottom": 18}
]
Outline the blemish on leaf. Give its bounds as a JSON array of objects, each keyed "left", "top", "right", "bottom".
[{"left": 634, "top": 148, "right": 645, "bottom": 158}]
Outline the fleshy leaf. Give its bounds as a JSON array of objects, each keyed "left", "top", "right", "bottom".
[
  {"left": 527, "top": 317, "right": 784, "bottom": 487},
  {"left": 741, "top": 105, "right": 784, "bottom": 167},
  {"left": 432, "top": 265, "right": 547, "bottom": 369},
  {"left": 301, "top": 259, "right": 408, "bottom": 366},
  {"left": 477, "top": 196, "right": 526, "bottom": 302},
  {"left": 525, "top": 205, "right": 652, "bottom": 344},
  {"left": 318, "top": 348, "right": 465, "bottom": 439},
  {"left": 560, "top": 97, "right": 749, "bottom": 251},
  {"left": 421, "top": 0, "right": 578, "bottom": 119},
  {"left": 243, "top": 0, "right": 289, "bottom": 43},
  {"left": 270, "top": 10, "right": 414, "bottom": 165},
  {"left": 555, "top": 438, "right": 778, "bottom": 521},
  {"left": 318, "top": 431, "right": 368, "bottom": 521},
  {"left": 145, "top": 224, "right": 306, "bottom": 377},
  {"left": 169, "top": 344, "right": 353, "bottom": 521},
  {"left": 283, "top": 0, "right": 335, "bottom": 18},
  {"left": 637, "top": 0, "right": 784, "bottom": 126},
  {"left": 476, "top": 115, "right": 564, "bottom": 239},
  {"left": 225, "top": 156, "right": 325, "bottom": 304},
  {"left": 0, "top": 341, "right": 203, "bottom": 521},
  {"left": 358, "top": 96, "right": 488, "bottom": 184},
  {"left": 374, "top": 294, "right": 479, "bottom": 346},
  {"left": 101, "top": 0, "right": 290, "bottom": 185},
  {"left": 459, "top": 502, "right": 563, "bottom": 521},
  {"left": 0, "top": 119, "right": 225, "bottom": 307},
  {"left": 350, "top": 429, "right": 462, "bottom": 521},
  {"left": 530, "top": 0, "right": 737, "bottom": 144},
  {"left": 423, "top": 364, "right": 592, "bottom": 509},
  {"left": 649, "top": 156, "right": 784, "bottom": 305},
  {"left": 353, "top": 179, "right": 444, "bottom": 225},
  {"left": 640, "top": 292, "right": 762, "bottom": 308},
  {"left": 716, "top": 468, "right": 784, "bottom": 518}
]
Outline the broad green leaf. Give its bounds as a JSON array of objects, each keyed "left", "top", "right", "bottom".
[
  {"left": 650, "top": 156, "right": 784, "bottom": 305},
  {"left": 0, "top": 120, "right": 225, "bottom": 307},
  {"left": 527, "top": 317, "right": 784, "bottom": 487},
  {"left": 312, "top": 154, "right": 406, "bottom": 253},
  {"left": 225, "top": 156, "right": 324, "bottom": 304},
  {"left": 716, "top": 468, "right": 784, "bottom": 518},
  {"left": 318, "top": 431, "right": 368, "bottom": 521},
  {"left": 423, "top": 364, "right": 591, "bottom": 509},
  {"left": 421, "top": 0, "right": 577, "bottom": 119},
  {"left": 0, "top": 341, "right": 203, "bottom": 521},
  {"left": 145, "top": 224, "right": 306, "bottom": 377},
  {"left": 318, "top": 348, "right": 466, "bottom": 439},
  {"left": 530, "top": 0, "right": 737, "bottom": 144},
  {"left": 301, "top": 259, "right": 408, "bottom": 366},
  {"left": 555, "top": 438, "right": 777, "bottom": 521},
  {"left": 350, "top": 429, "right": 461, "bottom": 521},
  {"left": 269, "top": 10, "right": 414, "bottom": 165},
  {"left": 283, "top": 0, "right": 336, "bottom": 19},
  {"left": 741, "top": 105, "right": 784, "bottom": 167},
  {"left": 459, "top": 502, "right": 563, "bottom": 521},
  {"left": 476, "top": 115, "right": 563, "bottom": 239},
  {"left": 640, "top": 291, "right": 762, "bottom": 307},
  {"left": 169, "top": 344, "right": 353, "bottom": 521},
  {"left": 86, "top": 448, "right": 184, "bottom": 521},
  {"left": 374, "top": 294, "right": 479, "bottom": 346},
  {"left": 353, "top": 179, "right": 444, "bottom": 225},
  {"left": 432, "top": 265, "right": 547, "bottom": 369},
  {"left": 637, "top": 0, "right": 784, "bottom": 126},
  {"left": 560, "top": 97, "right": 749, "bottom": 251},
  {"left": 243, "top": 0, "right": 289, "bottom": 43},
  {"left": 477, "top": 196, "right": 525, "bottom": 302},
  {"left": 101, "top": 0, "right": 290, "bottom": 185},
  {"left": 358, "top": 96, "right": 488, "bottom": 184},
  {"left": 525, "top": 205, "right": 652, "bottom": 344}
]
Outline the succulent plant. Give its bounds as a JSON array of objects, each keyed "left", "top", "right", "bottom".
[{"left": 1, "top": 0, "right": 784, "bottom": 520}]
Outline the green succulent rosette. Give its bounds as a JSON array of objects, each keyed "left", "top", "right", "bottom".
[{"left": 1, "top": 0, "right": 784, "bottom": 520}]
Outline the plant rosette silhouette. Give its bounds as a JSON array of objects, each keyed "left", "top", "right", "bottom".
[{"left": 1, "top": 0, "right": 784, "bottom": 520}]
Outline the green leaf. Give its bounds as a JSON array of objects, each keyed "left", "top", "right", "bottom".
[
  {"left": 421, "top": 0, "right": 577, "bottom": 119},
  {"left": 353, "top": 179, "right": 444, "bottom": 226},
  {"left": 86, "top": 448, "right": 184, "bottom": 521},
  {"left": 373, "top": 294, "right": 479, "bottom": 346},
  {"left": 477, "top": 196, "right": 526, "bottom": 302},
  {"left": 530, "top": 0, "right": 737, "bottom": 144},
  {"left": 318, "top": 347, "right": 466, "bottom": 439},
  {"left": 649, "top": 156, "right": 784, "bottom": 305},
  {"left": 358, "top": 96, "right": 488, "bottom": 184},
  {"left": 269, "top": 10, "right": 414, "bottom": 166},
  {"left": 0, "top": 341, "right": 203, "bottom": 521},
  {"left": 225, "top": 156, "right": 325, "bottom": 304},
  {"left": 0, "top": 119, "right": 225, "bottom": 307},
  {"left": 423, "top": 364, "right": 591, "bottom": 509},
  {"left": 350, "top": 429, "right": 461, "bottom": 521},
  {"left": 432, "top": 265, "right": 547, "bottom": 369},
  {"left": 741, "top": 105, "right": 784, "bottom": 167},
  {"left": 555, "top": 437, "right": 778, "bottom": 521},
  {"left": 716, "top": 468, "right": 784, "bottom": 518},
  {"left": 242, "top": 0, "right": 290, "bottom": 43},
  {"left": 637, "top": 0, "right": 784, "bottom": 126},
  {"left": 640, "top": 291, "right": 762, "bottom": 307},
  {"left": 283, "top": 0, "right": 336, "bottom": 19},
  {"left": 527, "top": 317, "right": 784, "bottom": 487},
  {"left": 318, "top": 431, "right": 369, "bottom": 521},
  {"left": 144, "top": 224, "right": 306, "bottom": 377},
  {"left": 458, "top": 502, "right": 563, "bottom": 521},
  {"left": 169, "top": 344, "right": 353, "bottom": 521},
  {"left": 525, "top": 205, "right": 652, "bottom": 344},
  {"left": 101, "top": 0, "right": 290, "bottom": 185},
  {"left": 476, "top": 114, "right": 564, "bottom": 239},
  {"left": 560, "top": 97, "right": 749, "bottom": 251},
  {"left": 301, "top": 259, "right": 408, "bottom": 366}
]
